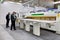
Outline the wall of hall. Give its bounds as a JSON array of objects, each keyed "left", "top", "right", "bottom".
[
  {"left": 0, "top": 2, "right": 24, "bottom": 24},
  {"left": 0, "top": 1, "right": 34, "bottom": 24}
]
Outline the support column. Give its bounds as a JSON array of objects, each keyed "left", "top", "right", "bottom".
[
  {"left": 24, "top": 21, "right": 30, "bottom": 32},
  {"left": 20, "top": 20, "right": 24, "bottom": 29},
  {"left": 33, "top": 22, "right": 40, "bottom": 36},
  {"left": 56, "top": 22, "right": 60, "bottom": 34},
  {"left": 56, "top": 13, "right": 60, "bottom": 34}
]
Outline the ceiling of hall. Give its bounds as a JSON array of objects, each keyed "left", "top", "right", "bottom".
[
  {"left": 4, "top": 0, "right": 57, "bottom": 8},
  {"left": 4, "top": 0, "right": 30, "bottom": 3}
]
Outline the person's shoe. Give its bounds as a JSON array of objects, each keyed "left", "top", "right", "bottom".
[
  {"left": 14, "top": 29, "right": 16, "bottom": 30},
  {"left": 8, "top": 26, "right": 9, "bottom": 27},
  {"left": 6, "top": 26, "right": 9, "bottom": 28},
  {"left": 10, "top": 29, "right": 12, "bottom": 30},
  {"left": 6, "top": 27, "right": 8, "bottom": 28}
]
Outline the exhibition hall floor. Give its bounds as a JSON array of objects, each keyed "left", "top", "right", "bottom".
[{"left": 1, "top": 24, "right": 60, "bottom": 40}]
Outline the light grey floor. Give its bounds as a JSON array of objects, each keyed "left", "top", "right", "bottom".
[
  {"left": 1, "top": 25, "right": 60, "bottom": 40},
  {"left": 0, "top": 25, "right": 15, "bottom": 40}
]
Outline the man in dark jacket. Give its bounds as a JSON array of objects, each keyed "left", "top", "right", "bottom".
[
  {"left": 11, "top": 12, "right": 17, "bottom": 30},
  {"left": 6, "top": 12, "right": 10, "bottom": 28}
]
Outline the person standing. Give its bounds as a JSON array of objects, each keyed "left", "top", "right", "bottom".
[
  {"left": 6, "top": 12, "right": 10, "bottom": 28},
  {"left": 11, "top": 12, "right": 17, "bottom": 30}
]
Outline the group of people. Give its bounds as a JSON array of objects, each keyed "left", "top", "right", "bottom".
[{"left": 6, "top": 12, "right": 17, "bottom": 30}]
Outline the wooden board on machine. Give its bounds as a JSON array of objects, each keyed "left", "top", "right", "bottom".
[{"left": 26, "top": 16, "right": 56, "bottom": 21}]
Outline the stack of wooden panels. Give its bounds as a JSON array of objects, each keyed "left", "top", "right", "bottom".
[{"left": 26, "top": 16, "right": 56, "bottom": 21}]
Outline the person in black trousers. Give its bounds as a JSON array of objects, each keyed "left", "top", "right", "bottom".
[
  {"left": 6, "top": 12, "right": 10, "bottom": 28},
  {"left": 11, "top": 12, "right": 17, "bottom": 30}
]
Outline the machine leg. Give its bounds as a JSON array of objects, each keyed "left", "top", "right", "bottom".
[
  {"left": 24, "top": 21, "right": 30, "bottom": 32},
  {"left": 56, "top": 22, "right": 60, "bottom": 34},
  {"left": 20, "top": 20, "right": 24, "bottom": 29},
  {"left": 56, "top": 31, "right": 60, "bottom": 34},
  {"left": 33, "top": 22, "right": 40, "bottom": 36},
  {"left": 25, "top": 24, "right": 30, "bottom": 32}
]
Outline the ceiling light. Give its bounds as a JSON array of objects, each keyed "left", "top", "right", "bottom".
[{"left": 53, "top": 1, "right": 60, "bottom": 4}]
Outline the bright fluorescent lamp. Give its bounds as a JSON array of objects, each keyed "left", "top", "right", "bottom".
[
  {"left": 53, "top": 1, "right": 60, "bottom": 4},
  {"left": 9, "top": 1, "right": 14, "bottom": 3},
  {"left": 16, "top": 2, "right": 21, "bottom": 4},
  {"left": 3, "top": 1, "right": 14, "bottom": 4},
  {"left": 3, "top": 2, "right": 8, "bottom": 4}
]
